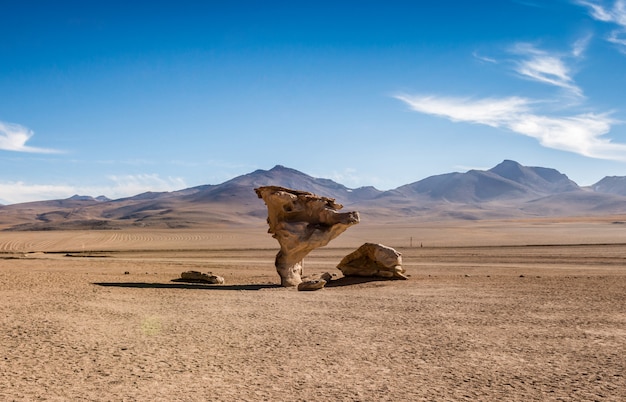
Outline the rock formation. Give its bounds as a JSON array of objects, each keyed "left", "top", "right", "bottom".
[
  {"left": 337, "top": 243, "right": 407, "bottom": 279},
  {"left": 179, "top": 271, "right": 225, "bottom": 284},
  {"left": 255, "top": 186, "right": 360, "bottom": 286}
]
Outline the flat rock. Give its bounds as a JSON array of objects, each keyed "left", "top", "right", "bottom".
[{"left": 180, "top": 271, "right": 225, "bottom": 284}]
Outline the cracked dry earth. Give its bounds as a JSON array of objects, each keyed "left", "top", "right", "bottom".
[{"left": 1, "top": 243, "right": 625, "bottom": 401}]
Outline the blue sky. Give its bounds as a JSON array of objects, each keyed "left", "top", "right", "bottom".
[{"left": 2, "top": 0, "right": 626, "bottom": 204}]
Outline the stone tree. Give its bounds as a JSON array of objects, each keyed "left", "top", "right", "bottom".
[{"left": 255, "top": 186, "right": 360, "bottom": 286}]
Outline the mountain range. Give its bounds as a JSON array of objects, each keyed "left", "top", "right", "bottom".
[{"left": 2, "top": 160, "right": 626, "bottom": 230}]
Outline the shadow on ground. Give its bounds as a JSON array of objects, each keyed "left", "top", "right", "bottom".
[
  {"left": 92, "top": 282, "right": 281, "bottom": 291},
  {"left": 324, "top": 276, "right": 397, "bottom": 287},
  {"left": 93, "top": 275, "right": 402, "bottom": 291}
]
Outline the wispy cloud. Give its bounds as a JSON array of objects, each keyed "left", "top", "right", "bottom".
[
  {"left": 472, "top": 51, "right": 498, "bottom": 64},
  {"left": 0, "top": 121, "right": 63, "bottom": 154},
  {"left": 0, "top": 174, "right": 187, "bottom": 204},
  {"left": 395, "top": 94, "right": 626, "bottom": 160},
  {"left": 577, "top": 0, "right": 626, "bottom": 23},
  {"left": 0, "top": 182, "right": 77, "bottom": 205},
  {"left": 395, "top": 95, "right": 534, "bottom": 127},
  {"left": 572, "top": 34, "right": 593, "bottom": 57},
  {"left": 577, "top": 0, "right": 626, "bottom": 51},
  {"left": 395, "top": 5, "right": 623, "bottom": 165},
  {"left": 473, "top": 39, "right": 588, "bottom": 97},
  {"left": 509, "top": 43, "right": 583, "bottom": 97}
]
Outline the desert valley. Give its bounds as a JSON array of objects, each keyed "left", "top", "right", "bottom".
[{"left": 1, "top": 161, "right": 626, "bottom": 400}]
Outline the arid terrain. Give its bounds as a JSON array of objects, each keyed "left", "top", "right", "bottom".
[{"left": 1, "top": 218, "right": 625, "bottom": 401}]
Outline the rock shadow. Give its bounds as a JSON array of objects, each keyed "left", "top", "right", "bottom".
[
  {"left": 324, "top": 276, "right": 396, "bottom": 287},
  {"left": 92, "top": 282, "right": 280, "bottom": 291}
]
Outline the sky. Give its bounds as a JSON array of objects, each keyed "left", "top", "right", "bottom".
[{"left": 2, "top": 0, "right": 626, "bottom": 204}]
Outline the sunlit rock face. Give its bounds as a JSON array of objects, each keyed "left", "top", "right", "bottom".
[
  {"left": 337, "top": 243, "right": 406, "bottom": 280},
  {"left": 255, "top": 186, "right": 360, "bottom": 287}
]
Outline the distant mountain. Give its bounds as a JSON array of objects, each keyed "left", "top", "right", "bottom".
[
  {"left": 68, "top": 194, "right": 111, "bottom": 202},
  {"left": 591, "top": 176, "right": 626, "bottom": 196},
  {"left": 2, "top": 161, "right": 626, "bottom": 230},
  {"left": 489, "top": 160, "right": 579, "bottom": 194},
  {"left": 179, "top": 165, "right": 381, "bottom": 204},
  {"left": 394, "top": 160, "right": 580, "bottom": 203},
  {"left": 0, "top": 165, "right": 379, "bottom": 230}
]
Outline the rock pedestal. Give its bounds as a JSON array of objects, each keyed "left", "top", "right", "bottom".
[
  {"left": 337, "top": 243, "right": 407, "bottom": 280},
  {"left": 255, "top": 186, "right": 360, "bottom": 286}
]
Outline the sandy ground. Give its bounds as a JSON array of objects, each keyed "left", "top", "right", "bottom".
[{"left": 1, "top": 221, "right": 626, "bottom": 401}]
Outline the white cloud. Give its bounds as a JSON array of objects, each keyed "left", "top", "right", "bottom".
[
  {"left": 395, "top": 94, "right": 626, "bottom": 160},
  {"left": 572, "top": 34, "right": 593, "bottom": 57},
  {"left": 509, "top": 43, "right": 583, "bottom": 97},
  {"left": 0, "top": 174, "right": 187, "bottom": 205},
  {"left": 578, "top": 0, "right": 626, "bottom": 23},
  {"left": 608, "top": 29, "right": 626, "bottom": 46},
  {"left": 507, "top": 112, "right": 622, "bottom": 157},
  {"left": 0, "top": 121, "right": 63, "bottom": 154},
  {"left": 0, "top": 182, "right": 77, "bottom": 204},
  {"left": 578, "top": 0, "right": 626, "bottom": 51},
  {"left": 393, "top": 5, "right": 625, "bottom": 166},
  {"left": 472, "top": 51, "right": 498, "bottom": 64},
  {"left": 394, "top": 94, "right": 533, "bottom": 127},
  {"left": 578, "top": 0, "right": 616, "bottom": 21}
]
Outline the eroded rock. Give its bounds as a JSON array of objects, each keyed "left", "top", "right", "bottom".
[
  {"left": 255, "top": 186, "right": 360, "bottom": 286},
  {"left": 337, "top": 243, "right": 407, "bottom": 280}
]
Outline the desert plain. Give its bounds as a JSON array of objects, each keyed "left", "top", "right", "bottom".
[{"left": 1, "top": 217, "right": 626, "bottom": 401}]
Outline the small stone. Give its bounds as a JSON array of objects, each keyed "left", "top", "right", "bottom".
[
  {"left": 297, "top": 279, "right": 326, "bottom": 291},
  {"left": 301, "top": 272, "right": 333, "bottom": 283},
  {"left": 320, "top": 272, "right": 333, "bottom": 282}
]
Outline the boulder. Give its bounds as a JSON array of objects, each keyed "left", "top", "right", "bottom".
[
  {"left": 180, "top": 271, "right": 225, "bottom": 284},
  {"left": 337, "top": 243, "right": 407, "bottom": 280},
  {"left": 255, "top": 186, "right": 360, "bottom": 287}
]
